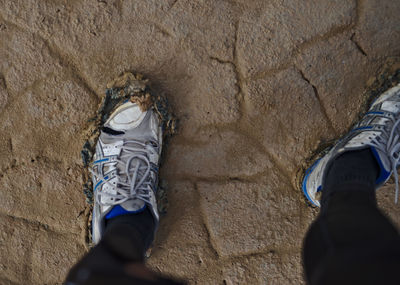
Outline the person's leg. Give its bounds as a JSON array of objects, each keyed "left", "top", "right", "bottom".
[
  {"left": 101, "top": 208, "right": 156, "bottom": 263},
  {"left": 66, "top": 209, "right": 184, "bottom": 285},
  {"left": 66, "top": 75, "right": 184, "bottom": 284},
  {"left": 303, "top": 150, "right": 400, "bottom": 284},
  {"left": 301, "top": 84, "right": 400, "bottom": 284}
]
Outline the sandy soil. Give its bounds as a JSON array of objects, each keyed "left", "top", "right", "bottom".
[{"left": 1, "top": 0, "right": 400, "bottom": 284}]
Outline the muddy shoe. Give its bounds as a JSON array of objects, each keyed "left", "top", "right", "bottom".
[
  {"left": 90, "top": 101, "right": 162, "bottom": 244},
  {"left": 303, "top": 83, "right": 400, "bottom": 207}
]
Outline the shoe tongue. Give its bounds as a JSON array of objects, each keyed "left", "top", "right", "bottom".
[
  {"left": 116, "top": 144, "right": 147, "bottom": 186},
  {"left": 121, "top": 199, "right": 146, "bottom": 211}
]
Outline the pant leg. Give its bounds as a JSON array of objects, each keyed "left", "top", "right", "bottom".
[
  {"left": 65, "top": 208, "right": 184, "bottom": 285},
  {"left": 101, "top": 207, "right": 156, "bottom": 263},
  {"left": 303, "top": 188, "right": 400, "bottom": 285}
]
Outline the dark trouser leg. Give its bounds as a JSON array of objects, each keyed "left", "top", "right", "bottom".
[
  {"left": 65, "top": 208, "right": 184, "bottom": 285},
  {"left": 303, "top": 150, "right": 400, "bottom": 285},
  {"left": 100, "top": 207, "right": 156, "bottom": 263}
]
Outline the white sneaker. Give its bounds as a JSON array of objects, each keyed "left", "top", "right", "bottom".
[
  {"left": 303, "top": 84, "right": 400, "bottom": 207},
  {"left": 90, "top": 101, "right": 162, "bottom": 244}
]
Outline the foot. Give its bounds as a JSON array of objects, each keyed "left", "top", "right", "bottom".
[
  {"left": 303, "top": 84, "right": 400, "bottom": 207},
  {"left": 90, "top": 101, "right": 162, "bottom": 244}
]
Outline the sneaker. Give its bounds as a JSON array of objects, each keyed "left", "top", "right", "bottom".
[
  {"left": 90, "top": 101, "right": 162, "bottom": 244},
  {"left": 303, "top": 84, "right": 400, "bottom": 207}
]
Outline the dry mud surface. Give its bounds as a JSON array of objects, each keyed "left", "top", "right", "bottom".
[{"left": 1, "top": 0, "right": 400, "bottom": 284}]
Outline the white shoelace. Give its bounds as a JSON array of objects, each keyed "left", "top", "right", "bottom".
[
  {"left": 90, "top": 140, "right": 156, "bottom": 206},
  {"left": 368, "top": 117, "right": 400, "bottom": 203}
]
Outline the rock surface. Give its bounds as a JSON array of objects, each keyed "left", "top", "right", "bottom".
[
  {"left": 0, "top": 0, "right": 400, "bottom": 284},
  {"left": 198, "top": 180, "right": 302, "bottom": 257},
  {"left": 243, "top": 67, "right": 334, "bottom": 179},
  {"left": 296, "top": 33, "right": 379, "bottom": 134}
]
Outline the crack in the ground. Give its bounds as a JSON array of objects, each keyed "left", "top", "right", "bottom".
[
  {"left": 351, "top": 0, "right": 367, "bottom": 57},
  {"left": 0, "top": 212, "right": 82, "bottom": 237},
  {"left": 148, "top": 20, "right": 174, "bottom": 38},
  {"left": 209, "top": 56, "right": 234, "bottom": 66},
  {"left": 194, "top": 182, "right": 221, "bottom": 259},
  {"left": 8, "top": 138, "right": 13, "bottom": 153},
  {"left": 350, "top": 33, "right": 367, "bottom": 57},
  {"left": 168, "top": 0, "right": 179, "bottom": 11},
  {"left": 216, "top": 245, "right": 300, "bottom": 261},
  {"left": 297, "top": 68, "right": 338, "bottom": 136},
  {"left": 298, "top": 21, "right": 356, "bottom": 53},
  {"left": 248, "top": 23, "right": 356, "bottom": 82},
  {"left": 232, "top": 20, "right": 245, "bottom": 117},
  {"left": 0, "top": 154, "right": 79, "bottom": 182},
  {"left": 208, "top": 20, "right": 245, "bottom": 121},
  {"left": 0, "top": 73, "right": 9, "bottom": 94},
  {"left": 0, "top": 213, "right": 49, "bottom": 231},
  {"left": 245, "top": 63, "right": 293, "bottom": 82}
]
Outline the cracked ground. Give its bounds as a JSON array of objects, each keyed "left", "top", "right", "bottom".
[{"left": 1, "top": 0, "right": 400, "bottom": 284}]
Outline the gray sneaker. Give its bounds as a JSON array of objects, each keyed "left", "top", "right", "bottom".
[
  {"left": 303, "top": 84, "right": 400, "bottom": 207},
  {"left": 90, "top": 101, "right": 162, "bottom": 244}
]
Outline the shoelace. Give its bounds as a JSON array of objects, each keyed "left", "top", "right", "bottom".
[
  {"left": 90, "top": 140, "right": 156, "bottom": 206},
  {"left": 368, "top": 116, "right": 400, "bottom": 203}
]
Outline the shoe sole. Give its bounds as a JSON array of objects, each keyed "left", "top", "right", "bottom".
[{"left": 302, "top": 158, "right": 322, "bottom": 207}]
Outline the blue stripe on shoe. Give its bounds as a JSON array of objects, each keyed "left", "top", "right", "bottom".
[
  {"left": 302, "top": 158, "right": 321, "bottom": 207},
  {"left": 370, "top": 147, "right": 391, "bottom": 185},
  {"left": 94, "top": 180, "right": 103, "bottom": 191},
  {"left": 94, "top": 175, "right": 109, "bottom": 191},
  {"left": 94, "top": 158, "right": 110, "bottom": 164},
  {"left": 365, "top": 111, "right": 385, "bottom": 116},
  {"left": 105, "top": 204, "right": 147, "bottom": 219},
  {"left": 351, "top": 126, "right": 373, "bottom": 132}
]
